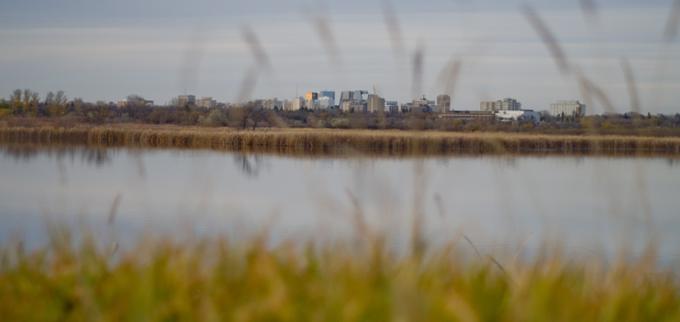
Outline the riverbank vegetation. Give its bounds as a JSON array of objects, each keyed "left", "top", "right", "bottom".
[
  {"left": 1, "top": 230, "right": 678, "bottom": 321},
  {"left": 2, "top": 123, "right": 680, "bottom": 156}
]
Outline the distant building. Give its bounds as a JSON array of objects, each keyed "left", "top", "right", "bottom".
[
  {"left": 550, "top": 100, "right": 586, "bottom": 117},
  {"left": 340, "top": 101, "right": 352, "bottom": 112},
  {"left": 287, "top": 97, "right": 304, "bottom": 111},
  {"left": 319, "top": 90, "right": 336, "bottom": 107},
  {"left": 436, "top": 95, "right": 451, "bottom": 113},
  {"left": 405, "top": 95, "right": 434, "bottom": 112},
  {"left": 480, "top": 98, "right": 521, "bottom": 112},
  {"left": 197, "top": 97, "right": 217, "bottom": 109},
  {"left": 353, "top": 90, "right": 368, "bottom": 101},
  {"left": 339, "top": 90, "right": 368, "bottom": 112},
  {"left": 367, "top": 94, "right": 385, "bottom": 113},
  {"left": 341, "top": 100, "right": 366, "bottom": 113},
  {"left": 386, "top": 101, "right": 399, "bottom": 113},
  {"left": 339, "top": 90, "right": 367, "bottom": 103},
  {"left": 495, "top": 110, "right": 541, "bottom": 122},
  {"left": 303, "top": 92, "right": 318, "bottom": 110},
  {"left": 263, "top": 98, "right": 283, "bottom": 110},
  {"left": 304, "top": 91, "right": 318, "bottom": 102},
  {"left": 318, "top": 96, "right": 333, "bottom": 109},
  {"left": 120, "top": 95, "right": 153, "bottom": 108},
  {"left": 437, "top": 111, "right": 495, "bottom": 121},
  {"left": 177, "top": 95, "right": 196, "bottom": 107},
  {"left": 310, "top": 100, "right": 323, "bottom": 110},
  {"left": 339, "top": 91, "right": 353, "bottom": 103}
]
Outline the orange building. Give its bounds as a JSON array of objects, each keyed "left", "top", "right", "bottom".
[{"left": 304, "top": 92, "right": 318, "bottom": 101}]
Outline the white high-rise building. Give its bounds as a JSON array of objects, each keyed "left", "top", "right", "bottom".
[
  {"left": 480, "top": 98, "right": 521, "bottom": 112},
  {"left": 367, "top": 94, "right": 385, "bottom": 113},
  {"left": 436, "top": 94, "right": 451, "bottom": 113},
  {"left": 319, "top": 91, "right": 336, "bottom": 107},
  {"left": 288, "top": 97, "right": 304, "bottom": 111},
  {"left": 318, "top": 97, "right": 332, "bottom": 109},
  {"left": 550, "top": 100, "right": 586, "bottom": 117}
]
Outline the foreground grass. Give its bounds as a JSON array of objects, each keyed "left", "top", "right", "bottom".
[
  {"left": 2, "top": 123, "right": 680, "bottom": 156},
  {"left": 1, "top": 233, "right": 678, "bottom": 322}
]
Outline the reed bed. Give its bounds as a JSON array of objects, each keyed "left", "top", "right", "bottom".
[
  {"left": 0, "top": 232, "right": 678, "bottom": 321},
  {"left": 2, "top": 124, "right": 680, "bottom": 156}
]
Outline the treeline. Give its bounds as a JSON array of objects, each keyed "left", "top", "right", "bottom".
[{"left": 2, "top": 89, "right": 680, "bottom": 136}]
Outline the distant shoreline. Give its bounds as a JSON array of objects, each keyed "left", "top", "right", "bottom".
[{"left": 2, "top": 123, "right": 680, "bottom": 156}]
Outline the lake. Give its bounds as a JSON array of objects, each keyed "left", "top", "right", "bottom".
[{"left": 1, "top": 145, "right": 679, "bottom": 264}]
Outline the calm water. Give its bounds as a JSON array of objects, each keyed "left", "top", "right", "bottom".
[{"left": 1, "top": 146, "right": 680, "bottom": 262}]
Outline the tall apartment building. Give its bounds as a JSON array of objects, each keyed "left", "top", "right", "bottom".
[
  {"left": 339, "top": 90, "right": 368, "bottom": 112},
  {"left": 406, "top": 95, "right": 434, "bottom": 113},
  {"left": 340, "top": 100, "right": 367, "bottom": 112},
  {"left": 304, "top": 92, "right": 318, "bottom": 102},
  {"left": 353, "top": 90, "right": 367, "bottom": 101},
  {"left": 318, "top": 96, "right": 332, "bottom": 109},
  {"left": 367, "top": 94, "right": 385, "bottom": 113},
  {"left": 287, "top": 97, "right": 304, "bottom": 111},
  {"left": 436, "top": 94, "right": 451, "bottom": 113},
  {"left": 319, "top": 91, "right": 336, "bottom": 107},
  {"left": 303, "top": 92, "right": 318, "bottom": 109},
  {"left": 550, "top": 100, "right": 586, "bottom": 117},
  {"left": 386, "top": 101, "right": 399, "bottom": 113},
  {"left": 339, "top": 91, "right": 353, "bottom": 103},
  {"left": 480, "top": 98, "right": 521, "bottom": 112}
]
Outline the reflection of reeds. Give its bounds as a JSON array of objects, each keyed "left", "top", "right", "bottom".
[
  {"left": 0, "top": 230, "right": 678, "bottom": 320},
  {"left": 2, "top": 125, "right": 680, "bottom": 156}
]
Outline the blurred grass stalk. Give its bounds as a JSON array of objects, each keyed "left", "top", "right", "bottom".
[{"left": 0, "top": 228, "right": 679, "bottom": 321}]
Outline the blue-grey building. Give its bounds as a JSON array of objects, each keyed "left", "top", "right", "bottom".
[{"left": 319, "top": 90, "right": 336, "bottom": 106}]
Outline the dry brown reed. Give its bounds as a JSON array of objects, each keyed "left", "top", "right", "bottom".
[{"left": 2, "top": 124, "right": 680, "bottom": 156}]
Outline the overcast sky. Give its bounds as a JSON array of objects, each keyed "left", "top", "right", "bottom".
[{"left": 1, "top": 0, "right": 679, "bottom": 113}]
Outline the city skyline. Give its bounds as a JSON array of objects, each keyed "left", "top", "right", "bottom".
[{"left": 1, "top": 0, "right": 679, "bottom": 113}]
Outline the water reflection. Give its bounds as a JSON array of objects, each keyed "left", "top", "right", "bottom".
[
  {"left": 233, "top": 154, "right": 266, "bottom": 177},
  {"left": 1, "top": 145, "right": 680, "bottom": 265},
  {"left": 1, "top": 145, "right": 113, "bottom": 167},
  {"left": 3, "top": 144, "right": 680, "bottom": 172}
]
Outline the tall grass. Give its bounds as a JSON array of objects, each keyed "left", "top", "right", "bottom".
[
  {"left": 2, "top": 124, "right": 680, "bottom": 156},
  {"left": 0, "top": 231, "right": 678, "bottom": 321}
]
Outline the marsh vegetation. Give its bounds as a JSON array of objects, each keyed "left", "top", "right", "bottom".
[{"left": 2, "top": 124, "right": 680, "bottom": 156}]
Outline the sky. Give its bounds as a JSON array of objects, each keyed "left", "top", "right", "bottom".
[{"left": 1, "top": 0, "right": 679, "bottom": 113}]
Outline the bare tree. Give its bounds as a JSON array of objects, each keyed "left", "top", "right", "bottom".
[
  {"left": 44, "top": 91, "right": 55, "bottom": 105},
  {"left": 44, "top": 91, "right": 67, "bottom": 117},
  {"left": 9, "top": 89, "right": 22, "bottom": 114},
  {"left": 55, "top": 91, "right": 67, "bottom": 106},
  {"left": 0, "top": 98, "right": 8, "bottom": 112},
  {"left": 19, "top": 89, "right": 40, "bottom": 116}
]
